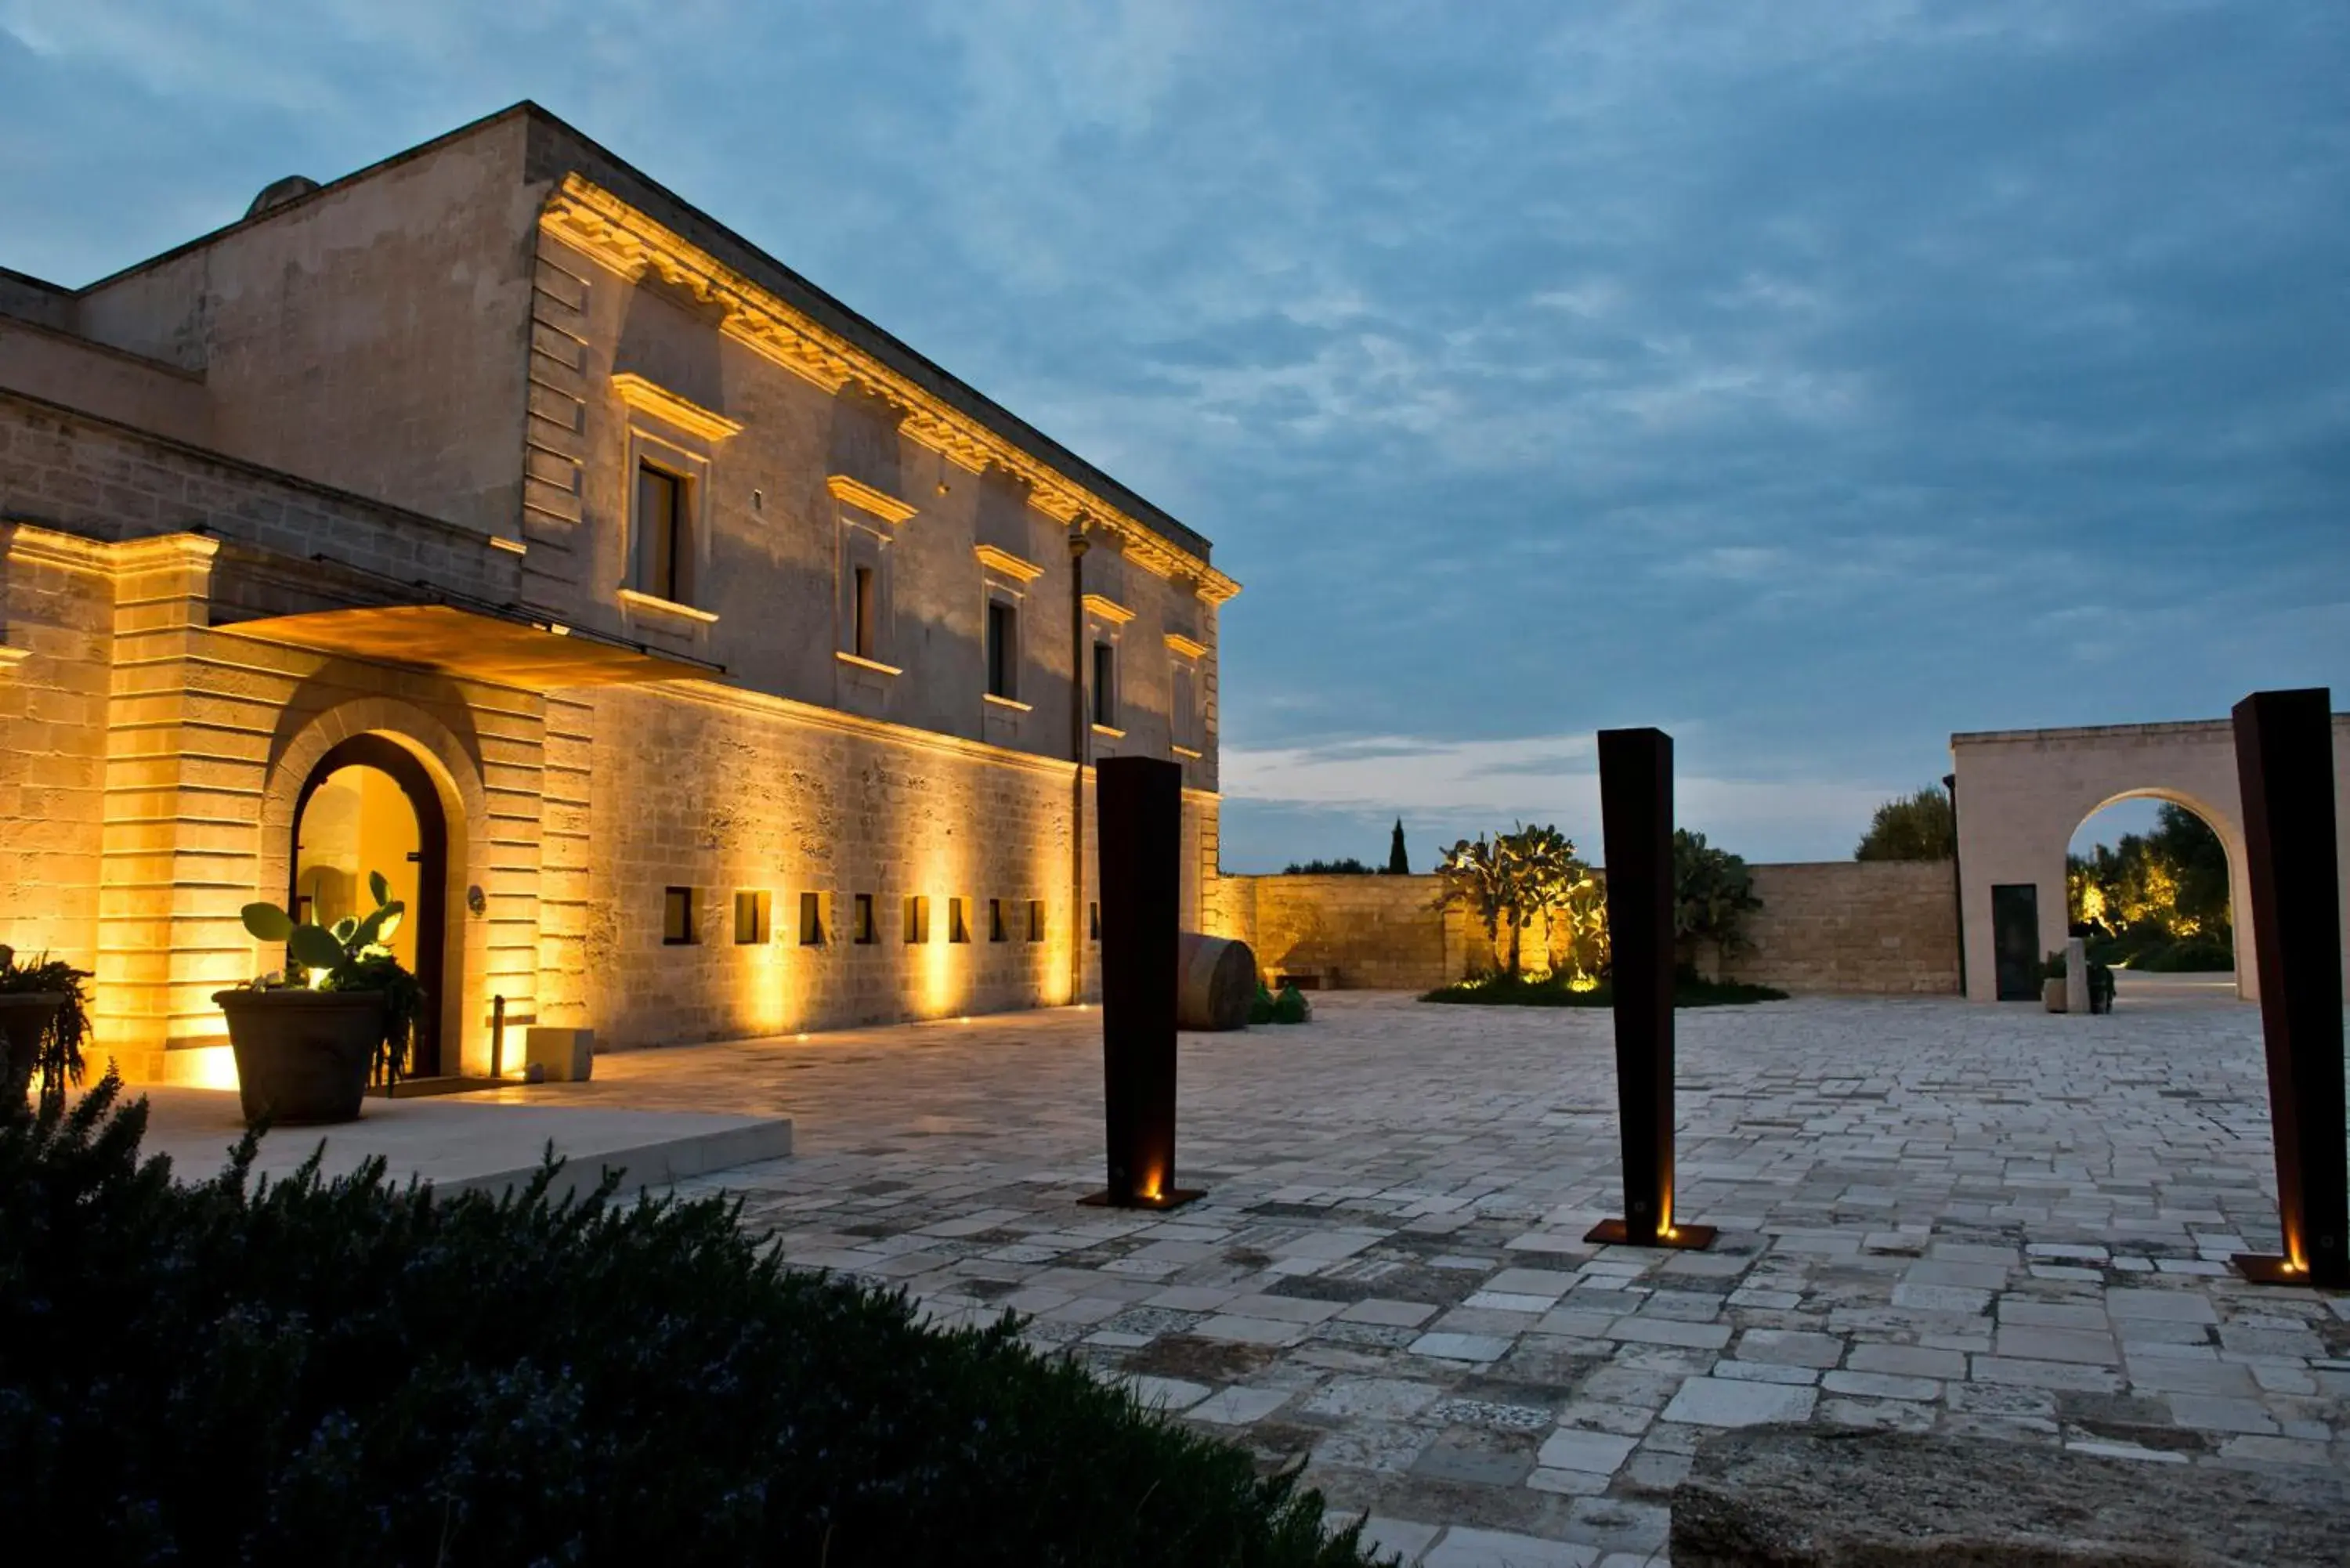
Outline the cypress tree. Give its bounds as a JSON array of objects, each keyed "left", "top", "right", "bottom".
[{"left": 1386, "top": 818, "right": 1410, "bottom": 875}]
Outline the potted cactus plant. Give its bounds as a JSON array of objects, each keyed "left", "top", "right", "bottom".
[
  {"left": 215, "top": 871, "right": 425, "bottom": 1126},
  {"left": 0, "top": 945, "right": 93, "bottom": 1111}
]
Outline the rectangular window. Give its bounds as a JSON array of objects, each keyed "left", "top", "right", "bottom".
[
  {"left": 852, "top": 893, "right": 877, "bottom": 945},
  {"left": 1092, "top": 641, "right": 1116, "bottom": 728},
  {"left": 904, "top": 894, "right": 930, "bottom": 944},
  {"left": 1026, "top": 900, "right": 1046, "bottom": 942},
  {"left": 948, "top": 897, "right": 971, "bottom": 944},
  {"left": 853, "top": 565, "right": 877, "bottom": 659},
  {"left": 733, "top": 889, "right": 770, "bottom": 945},
  {"left": 988, "top": 897, "right": 1006, "bottom": 942},
  {"left": 799, "top": 891, "right": 825, "bottom": 946},
  {"left": 1089, "top": 901, "right": 1101, "bottom": 942},
  {"left": 663, "top": 886, "right": 696, "bottom": 945},
  {"left": 1172, "top": 663, "right": 1196, "bottom": 751},
  {"left": 637, "top": 463, "right": 687, "bottom": 604},
  {"left": 986, "top": 599, "right": 1018, "bottom": 699}
]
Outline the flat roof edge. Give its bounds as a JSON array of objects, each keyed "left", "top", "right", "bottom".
[{"left": 1952, "top": 714, "right": 2350, "bottom": 747}]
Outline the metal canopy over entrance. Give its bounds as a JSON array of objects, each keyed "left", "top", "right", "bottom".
[{"left": 220, "top": 604, "right": 712, "bottom": 689}]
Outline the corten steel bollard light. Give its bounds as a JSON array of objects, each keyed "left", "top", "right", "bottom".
[
  {"left": 2229, "top": 688, "right": 2347, "bottom": 1288},
  {"left": 1082, "top": 755, "right": 1202, "bottom": 1210},
  {"left": 1585, "top": 727, "right": 1716, "bottom": 1252}
]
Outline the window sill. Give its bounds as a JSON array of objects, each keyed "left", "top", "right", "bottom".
[
  {"left": 1091, "top": 722, "right": 1126, "bottom": 739},
  {"left": 984, "top": 692, "right": 1033, "bottom": 712},
  {"left": 1171, "top": 744, "right": 1202, "bottom": 760},
  {"left": 837, "top": 649, "right": 903, "bottom": 677},
  {"left": 618, "top": 587, "right": 720, "bottom": 625}
]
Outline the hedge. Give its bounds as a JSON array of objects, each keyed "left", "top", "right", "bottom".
[{"left": 0, "top": 1075, "right": 1380, "bottom": 1567}]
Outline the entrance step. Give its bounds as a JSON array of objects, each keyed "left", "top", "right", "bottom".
[{"left": 124, "top": 1086, "right": 794, "bottom": 1204}]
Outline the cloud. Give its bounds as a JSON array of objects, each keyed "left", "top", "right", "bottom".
[{"left": 2, "top": 0, "right": 2343, "bottom": 869}]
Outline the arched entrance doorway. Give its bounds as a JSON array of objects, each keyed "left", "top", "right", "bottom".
[{"left": 292, "top": 735, "right": 450, "bottom": 1077}]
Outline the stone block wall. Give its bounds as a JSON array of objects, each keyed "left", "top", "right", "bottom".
[
  {"left": 1208, "top": 873, "right": 1473, "bottom": 992},
  {"left": 1712, "top": 860, "right": 1960, "bottom": 995},
  {"left": 0, "top": 526, "right": 116, "bottom": 977},
  {"left": 0, "top": 391, "right": 523, "bottom": 604},
  {"left": 1209, "top": 859, "right": 1962, "bottom": 996},
  {"left": 578, "top": 681, "right": 1174, "bottom": 1047}
]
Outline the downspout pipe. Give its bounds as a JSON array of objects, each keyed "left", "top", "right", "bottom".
[{"left": 1069, "top": 523, "right": 1092, "bottom": 1006}]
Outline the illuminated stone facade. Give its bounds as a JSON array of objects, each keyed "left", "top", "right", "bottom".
[{"left": 0, "top": 104, "right": 1235, "bottom": 1082}]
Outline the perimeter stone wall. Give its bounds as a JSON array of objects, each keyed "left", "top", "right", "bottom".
[{"left": 1211, "top": 858, "right": 1961, "bottom": 995}]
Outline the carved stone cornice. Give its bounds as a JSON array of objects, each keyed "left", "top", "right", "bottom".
[
  {"left": 610, "top": 373, "right": 743, "bottom": 443},
  {"left": 826, "top": 475, "right": 917, "bottom": 525},
  {"left": 1081, "top": 592, "right": 1135, "bottom": 627},
  {"left": 974, "top": 543, "right": 1045, "bottom": 583},
  {"left": 540, "top": 175, "right": 1239, "bottom": 604}
]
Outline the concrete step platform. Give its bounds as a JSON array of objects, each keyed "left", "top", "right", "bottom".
[{"left": 116, "top": 1085, "right": 794, "bottom": 1203}]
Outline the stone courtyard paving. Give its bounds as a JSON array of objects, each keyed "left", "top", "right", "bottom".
[{"left": 555, "top": 990, "right": 2348, "bottom": 1567}]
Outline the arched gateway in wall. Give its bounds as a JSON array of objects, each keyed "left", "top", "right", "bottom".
[{"left": 1949, "top": 714, "right": 2350, "bottom": 1004}]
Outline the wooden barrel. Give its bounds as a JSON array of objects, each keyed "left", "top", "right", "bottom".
[{"left": 1177, "top": 932, "right": 1256, "bottom": 1031}]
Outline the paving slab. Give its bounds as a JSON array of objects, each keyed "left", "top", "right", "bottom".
[{"left": 583, "top": 992, "right": 2338, "bottom": 1563}]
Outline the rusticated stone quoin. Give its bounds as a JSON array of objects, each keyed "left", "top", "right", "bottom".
[{"left": 1672, "top": 1426, "right": 2347, "bottom": 1568}]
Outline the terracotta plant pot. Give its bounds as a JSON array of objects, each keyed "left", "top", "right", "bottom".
[
  {"left": 213, "top": 988, "right": 385, "bottom": 1126},
  {"left": 2042, "top": 977, "right": 2068, "bottom": 1013},
  {"left": 0, "top": 992, "right": 65, "bottom": 1104}
]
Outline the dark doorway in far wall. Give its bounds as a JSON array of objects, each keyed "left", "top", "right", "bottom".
[{"left": 1991, "top": 883, "right": 2040, "bottom": 1001}]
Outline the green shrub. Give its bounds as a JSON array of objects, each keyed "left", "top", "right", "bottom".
[
  {"left": 1672, "top": 829, "right": 1762, "bottom": 963},
  {"left": 1853, "top": 785, "right": 1955, "bottom": 861},
  {"left": 0, "top": 1076, "right": 1376, "bottom": 1568},
  {"left": 1250, "top": 982, "right": 1313, "bottom": 1025},
  {"left": 1420, "top": 970, "right": 1786, "bottom": 1009},
  {"left": 2138, "top": 938, "right": 2236, "bottom": 974}
]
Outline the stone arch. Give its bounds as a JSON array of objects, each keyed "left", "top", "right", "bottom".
[
  {"left": 2066, "top": 785, "right": 2251, "bottom": 994},
  {"left": 258, "top": 696, "right": 493, "bottom": 1071},
  {"left": 1951, "top": 714, "right": 2350, "bottom": 1004}
]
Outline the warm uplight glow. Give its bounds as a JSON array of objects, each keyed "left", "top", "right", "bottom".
[
  {"left": 1567, "top": 974, "right": 1600, "bottom": 993},
  {"left": 796, "top": 1031, "right": 809, "bottom": 1042},
  {"left": 164, "top": 1045, "right": 241, "bottom": 1091}
]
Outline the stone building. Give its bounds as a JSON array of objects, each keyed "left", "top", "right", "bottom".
[{"left": 0, "top": 103, "right": 1237, "bottom": 1086}]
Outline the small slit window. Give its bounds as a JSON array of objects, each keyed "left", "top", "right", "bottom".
[
  {"left": 799, "top": 891, "right": 825, "bottom": 946},
  {"left": 904, "top": 894, "right": 930, "bottom": 945},
  {"left": 948, "top": 897, "right": 971, "bottom": 944},
  {"left": 988, "top": 898, "right": 1007, "bottom": 943},
  {"left": 1088, "top": 901, "right": 1101, "bottom": 942},
  {"left": 852, "top": 893, "right": 877, "bottom": 945},
  {"left": 734, "top": 890, "right": 770, "bottom": 945},
  {"left": 1026, "top": 900, "right": 1046, "bottom": 942},
  {"left": 663, "top": 886, "right": 696, "bottom": 945}
]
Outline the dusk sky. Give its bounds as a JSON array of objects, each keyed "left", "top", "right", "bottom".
[{"left": 5, "top": 2, "right": 2343, "bottom": 871}]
